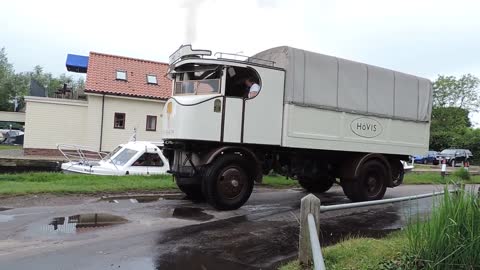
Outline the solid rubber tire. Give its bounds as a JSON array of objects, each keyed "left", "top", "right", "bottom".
[
  {"left": 176, "top": 177, "right": 204, "bottom": 200},
  {"left": 341, "top": 159, "right": 388, "bottom": 202},
  {"left": 202, "top": 154, "right": 254, "bottom": 210}
]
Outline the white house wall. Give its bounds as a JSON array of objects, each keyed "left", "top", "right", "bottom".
[
  {"left": 24, "top": 95, "right": 165, "bottom": 153},
  {"left": 0, "top": 111, "right": 26, "bottom": 123},
  {"left": 85, "top": 95, "right": 103, "bottom": 151},
  {"left": 99, "top": 95, "right": 165, "bottom": 151},
  {"left": 24, "top": 97, "right": 88, "bottom": 149}
]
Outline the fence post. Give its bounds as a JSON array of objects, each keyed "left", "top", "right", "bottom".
[
  {"left": 299, "top": 194, "right": 321, "bottom": 266},
  {"left": 441, "top": 159, "right": 447, "bottom": 178}
]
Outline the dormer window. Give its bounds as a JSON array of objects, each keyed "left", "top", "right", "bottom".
[
  {"left": 147, "top": 74, "right": 157, "bottom": 84},
  {"left": 116, "top": 70, "right": 127, "bottom": 81}
]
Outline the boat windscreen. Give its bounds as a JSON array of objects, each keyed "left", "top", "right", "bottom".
[
  {"left": 110, "top": 149, "right": 138, "bottom": 166},
  {"left": 103, "top": 146, "right": 123, "bottom": 162}
]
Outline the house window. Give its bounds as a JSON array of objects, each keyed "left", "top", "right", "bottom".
[
  {"left": 146, "top": 115, "right": 157, "bottom": 131},
  {"left": 114, "top": 113, "right": 126, "bottom": 129},
  {"left": 116, "top": 70, "right": 127, "bottom": 81},
  {"left": 147, "top": 74, "right": 157, "bottom": 84}
]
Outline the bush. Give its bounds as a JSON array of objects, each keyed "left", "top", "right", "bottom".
[
  {"left": 452, "top": 168, "right": 470, "bottom": 180},
  {"left": 405, "top": 187, "right": 480, "bottom": 269}
]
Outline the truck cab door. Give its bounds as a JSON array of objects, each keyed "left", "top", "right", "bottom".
[
  {"left": 222, "top": 97, "right": 243, "bottom": 143},
  {"left": 222, "top": 67, "right": 243, "bottom": 143},
  {"left": 242, "top": 67, "right": 285, "bottom": 145}
]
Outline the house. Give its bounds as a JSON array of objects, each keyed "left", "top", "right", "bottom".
[{"left": 24, "top": 52, "right": 171, "bottom": 155}]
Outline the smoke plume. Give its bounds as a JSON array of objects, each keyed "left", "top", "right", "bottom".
[{"left": 183, "top": 0, "right": 206, "bottom": 44}]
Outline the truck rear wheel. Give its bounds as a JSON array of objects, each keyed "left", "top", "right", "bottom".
[
  {"left": 341, "top": 160, "right": 387, "bottom": 202},
  {"left": 298, "top": 176, "right": 335, "bottom": 193},
  {"left": 202, "top": 154, "right": 254, "bottom": 210},
  {"left": 176, "top": 177, "right": 203, "bottom": 200}
]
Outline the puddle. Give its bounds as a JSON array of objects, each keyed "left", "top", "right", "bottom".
[
  {"left": 108, "top": 197, "right": 161, "bottom": 204},
  {"left": 104, "top": 194, "right": 184, "bottom": 204},
  {"left": 171, "top": 207, "right": 214, "bottom": 221},
  {"left": 41, "top": 213, "right": 128, "bottom": 234},
  {"left": 318, "top": 205, "right": 408, "bottom": 246},
  {"left": 156, "top": 249, "right": 256, "bottom": 270},
  {"left": 155, "top": 220, "right": 298, "bottom": 270},
  {"left": 0, "top": 214, "right": 14, "bottom": 223}
]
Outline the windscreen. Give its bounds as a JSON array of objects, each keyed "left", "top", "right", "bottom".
[
  {"left": 102, "top": 146, "right": 122, "bottom": 162},
  {"left": 173, "top": 64, "right": 222, "bottom": 95},
  {"left": 110, "top": 149, "right": 138, "bottom": 166}
]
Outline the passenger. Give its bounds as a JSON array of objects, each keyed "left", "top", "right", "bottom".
[
  {"left": 244, "top": 77, "right": 260, "bottom": 98},
  {"left": 133, "top": 154, "right": 155, "bottom": 166}
]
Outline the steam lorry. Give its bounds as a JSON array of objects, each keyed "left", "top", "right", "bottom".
[{"left": 162, "top": 45, "right": 432, "bottom": 210}]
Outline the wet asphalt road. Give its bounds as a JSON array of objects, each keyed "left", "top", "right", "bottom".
[{"left": 0, "top": 184, "right": 456, "bottom": 270}]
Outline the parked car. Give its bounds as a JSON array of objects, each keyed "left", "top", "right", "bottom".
[
  {"left": 414, "top": 151, "right": 439, "bottom": 165},
  {"left": 436, "top": 149, "right": 472, "bottom": 166},
  {"left": 1, "top": 130, "right": 24, "bottom": 145}
]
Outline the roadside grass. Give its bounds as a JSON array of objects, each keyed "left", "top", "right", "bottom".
[
  {"left": 414, "top": 163, "right": 435, "bottom": 169},
  {"left": 0, "top": 173, "right": 297, "bottom": 196},
  {"left": 405, "top": 187, "right": 480, "bottom": 269},
  {"left": 323, "top": 233, "right": 406, "bottom": 270},
  {"left": 2, "top": 171, "right": 477, "bottom": 196},
  {"left": 261, "top": 175, "right": 299, "bottom": 188},
  {"left": 0, "top": 145, "right": 21, "bottom": 150},
  {"left": 0, "top": 173, "right": 177, "bottom": 195},
  {"left": 280, "top": 188, "right": 480, "bottom": 270},
  {"left": 280, "top": 232, "right": 407, "bottom": 270},
  {"left": 404, "top": 172, "right": 480, "bottom": 184}
]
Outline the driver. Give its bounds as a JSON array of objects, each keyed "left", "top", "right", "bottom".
[{"left": 244, "top": 77, "right": 260, "bottom": 98}]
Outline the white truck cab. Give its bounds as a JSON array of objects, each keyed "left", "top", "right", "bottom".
[
  {"left": 162, "top": 45, "right": 432, "bottom": 210},
  {"left": 164, "top": 49, "right": 284, "bottom": 145}
]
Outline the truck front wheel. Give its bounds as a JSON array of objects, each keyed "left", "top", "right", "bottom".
[
  {"left": 176, "top": 177, "right": 203, "bottom": 200},
  {"left": 298, "top": 176, "right": 335, "bottom": 193},
  {"left": 202, "top": 154, "right": 254, "bottom": 210},
  {"left": 341, "top": 160, "right": 387, "bottom": 202}
]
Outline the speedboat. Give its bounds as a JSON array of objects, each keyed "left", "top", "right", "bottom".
[{"left": 58, "top": 141, "right": 169, "bottom": 175}]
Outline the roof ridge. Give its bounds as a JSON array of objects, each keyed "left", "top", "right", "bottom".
[{"left": 89, "top": 51, "right": 169, "bottom": 66}]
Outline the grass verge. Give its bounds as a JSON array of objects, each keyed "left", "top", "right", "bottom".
[
  {"left": 280, "top": 232, "right": 407, "bottom": 270},
  {"left": 4, "top": 171, "right": 477, "bottom": 196},
  {"left": 403, "top": 172, "right": 480, "bottom": 184},
  {"left": 405, "top": 187, "right": 480, "bottom": 269},
  {"left": 0, "top": 173, "right": 297, "bottom": 196},
  {"left": 0, "top": 145, "right": 21, "bottom": 150},
  {"left": 261, "top": 175, "right": 299, "bottom": 188},
  {"left": 280, "top": 187, "right": 480, "bottom": 270},
  {"left": 0, "top": 173, "right": 177, "bottom": 195}
]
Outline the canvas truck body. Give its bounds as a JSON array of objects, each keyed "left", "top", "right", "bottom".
[{"left": 162, "top": 45, "right": 432, "bottom": 210}]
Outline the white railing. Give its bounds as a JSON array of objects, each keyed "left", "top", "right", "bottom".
[
  {"left": 307, "top": 213, "right": 326, "bottom": 270},
  {"left": 299, "top": 189, "right": 457, "bottom": 269},
  {"left": 57, "top": 144, "right": 108, "bottom": 165}
]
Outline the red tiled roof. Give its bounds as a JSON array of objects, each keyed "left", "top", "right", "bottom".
[{"left": 85, "top": 52, "right": 171, "bottom": 100}]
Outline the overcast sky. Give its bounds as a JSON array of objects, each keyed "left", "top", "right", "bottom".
[{"left": 2, "top": 0, "right": 480, "bottom": 122}]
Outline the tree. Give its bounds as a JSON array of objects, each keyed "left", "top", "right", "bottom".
[
  {"left": 0, "top": 47, "right": 15, "bottom": 111},
  {"left": 433, "top": 74, "right": 480, "bottom": 112},
  {"left": 0, "top": 47, "right": 86, "bottom": 111},
  {"left": 429, "top": 74, "right": 480, "bottom": 162},
  {"left": 431, "top": 107, "right": 471, "bottom": 132},
  {"left": 429, "top": 107, "right": 471, "bottom": 151}
]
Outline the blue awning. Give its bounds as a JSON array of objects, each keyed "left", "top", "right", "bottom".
[{"left": 66, "top": 54, "right": 89, "bottom": 73}]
